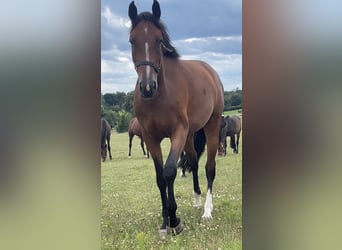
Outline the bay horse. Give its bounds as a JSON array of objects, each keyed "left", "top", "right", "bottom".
[
  {"left": 101, "top": 118, "right": 112, "bottom": 162},
  {"left": 128, "top": 117, "right": 149, "bottom": 158},
  {"left": 129, "top": 0, "right": 224, "bottom": 238},
  {"left": 218, "top": 115, "right": 241, "bottom": 156}
]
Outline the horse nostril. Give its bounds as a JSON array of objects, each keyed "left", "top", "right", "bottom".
[{"left": 152, "top": 81, "right": 157, "bottom": 89}]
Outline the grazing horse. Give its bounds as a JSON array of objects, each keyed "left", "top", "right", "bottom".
[
  {"left": 128, "top": 0, "right": 224, "bottom": 238},
  {"left": 128, "top": 117, "right": 149, "bottom": 158},
  {"left": 218, "top": 115, "right": 241, "bottom": 156},
  {"left": 101, "top": 118, "right": 112, "bottom": 162}
]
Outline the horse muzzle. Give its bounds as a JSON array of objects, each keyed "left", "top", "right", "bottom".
[{"left": 139, "top": 79, "right": 158, "bottom": 98}]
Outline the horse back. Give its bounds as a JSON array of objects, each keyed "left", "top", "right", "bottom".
[{"left": 226, "top": 115, "right": 241, "bottom": 135}]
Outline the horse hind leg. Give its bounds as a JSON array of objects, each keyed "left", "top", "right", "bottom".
[
  {"left": 202, "top": 119, "right": 221, "bottom": 219},
  {"left": 177, "top": 152, "right": 187, "bottom": 177},
  {"left": 140, "top": 137, "right": 147, "bottom": 157},
  {"left": 235, "top": 133, "right": 240, "bottom": 154},
  {"left": 230, "top": 135, "right": 236, "bottom": 154}
]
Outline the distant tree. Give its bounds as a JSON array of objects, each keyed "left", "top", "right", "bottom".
[
  {"left": 223, "top": 89, "right": 242, "bottom": 111},
  {"left": 231, "top": 93, "right": 242, "bottom": 107},
  {"left": 116, "top": 111, "right": 133, "bottom": 133},
  {"left": 224, "top": 93, "right": 232, "bottom": 110},
  {"left": 101, "top": 109, "right": 117, "bottom": 129},
  {"left": 103, "top": 93, "right": 116, "bottom": 107},
  {"left": 122, "top": 91, "right": 134, "bottom": 113}
]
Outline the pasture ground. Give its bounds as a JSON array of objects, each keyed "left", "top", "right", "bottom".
[{"left": 101, "top": 112, "right": 242, "bottom": 249}]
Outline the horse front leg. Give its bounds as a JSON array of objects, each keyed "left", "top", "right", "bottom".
[
  {"left": 107, "top": 137, "right": 112, "bottom": 160},
  {"left": 153, "top": 157, "right": 169, "bottom": 237},
  {"left": 143, "top": 132, "right": 173, "bottom": 239},
  {"left": 128, "top": 135, "right": 133, "bottom": 158},
  {"left": 147, "top": 141, "right": 169, "bottom": 238},
  {"left": 163, "top": 128, "right": 187, "bottom": 234}
]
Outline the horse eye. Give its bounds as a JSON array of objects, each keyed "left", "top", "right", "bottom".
[{"left": 129, "top": 39, "right": 135, "bottom": 45}]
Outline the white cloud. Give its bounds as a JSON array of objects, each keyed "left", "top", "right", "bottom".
[
  {"left": 182, "top": 52, "right": 242, "bottom": 91},
  {"left": 184, "top": 36, "right": 242, "bottom": 44},
  {"left": 101, "top": 81, "right": 136, "bottom": 94},
  {"left": 174, "top": 36, "right": 242, "bottom": 55},
  {"left": 101, "top": 6, "right": 130, "bottom": 30},
  {"left": 101, "top": 47, "right": 134, "bottom": 74}
]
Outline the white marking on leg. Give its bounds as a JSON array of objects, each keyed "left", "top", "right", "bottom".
[
  {"left": 202, "top": 189, "right": 213, "bottom": 218},
  {"left": 193, "top": 191, "right": 202, "bottom": 208}
]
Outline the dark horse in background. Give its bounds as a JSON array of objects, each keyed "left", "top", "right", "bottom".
[
  {"left": 218, "top": 115, "right": 241, "bottom": 156},
  {"left": 101, "top": 118, "right": 112, "bottom": 162},
  {"left": 129, "top": 0, "right": 224, "bottom": 238},
  {"left": 128, "top": 117, "right": 149, "bottom": 158}
]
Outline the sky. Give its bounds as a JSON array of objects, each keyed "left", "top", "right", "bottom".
[{"left": 101, "top": 0, "right": 242, "bottom": 93}]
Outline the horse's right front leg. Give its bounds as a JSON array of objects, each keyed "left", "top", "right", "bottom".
[
  {"left": 107, "top": 138, "right": 112, "bottom": 160},
  {"left": 153, "top": 157, "right": 169, "bottom": 238},
  {"left": 128, "top": 135, "right": 133, "bottom": 157},
  {"left": 145, "top": 139, "right": 168, "bottom": 238}
]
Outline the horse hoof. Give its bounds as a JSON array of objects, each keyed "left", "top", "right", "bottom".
[
  {"left": 202, "top": 211, "right": 213, "bottom": 219},
  {"left": 159, "top": 229, "right": 167, "bottom": 240},
  {"left": 167, "top": 219, "right": 185, "bottom": 235}
]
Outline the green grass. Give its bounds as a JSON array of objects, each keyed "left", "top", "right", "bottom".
[
  {"left": 101, "top": 129, "right": 242, "bottom": 249},
  {"left": 223, "top": 109, "right": 242, "bottom": 117}
]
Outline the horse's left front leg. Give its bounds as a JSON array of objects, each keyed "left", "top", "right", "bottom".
[{"left": 107, "top": 137, "right": 112, "bottom": 160}]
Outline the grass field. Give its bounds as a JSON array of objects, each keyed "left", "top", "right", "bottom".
[{"left": 101, "top": 113, "right": 242, "bottom": 249}]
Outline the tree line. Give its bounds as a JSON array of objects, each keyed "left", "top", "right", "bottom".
[{"left": 101, "top": 88, "right": 241, "bottom": 133}]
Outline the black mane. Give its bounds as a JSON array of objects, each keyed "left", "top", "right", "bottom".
[{"left": 130, "top": 12, "right": 180, "bottom": 58}]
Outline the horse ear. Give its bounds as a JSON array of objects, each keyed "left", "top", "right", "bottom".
[
  {"left": 128, "top": 1, "right": 138, "bottom": 22},
  {"left": 152, "top": 0, "right": 161, "bottom": 20}
]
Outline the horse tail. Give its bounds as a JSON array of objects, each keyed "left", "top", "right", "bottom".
[
  {"left": 177, "top": 128, "right": 206, "bottom": 172},
  {"left": 194, "top": 128, "right": 206, "bottom": 160}
]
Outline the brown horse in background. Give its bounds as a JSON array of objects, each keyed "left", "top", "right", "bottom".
[
  {"left": 101, "top": 118, "right": 112, "bottom": 162},
  {"left": 128, "top": 117, "right": 149, "bottom": 158},
  {"left": 129, "top": 0, "right": 224, "bottom": 238},
  {"left": 218, "top": 115, "right": 241, "bottom": 156}
]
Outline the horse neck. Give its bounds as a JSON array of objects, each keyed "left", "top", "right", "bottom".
[{"left": 158, "top": 57, "right": 179, "bottom": 84}]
